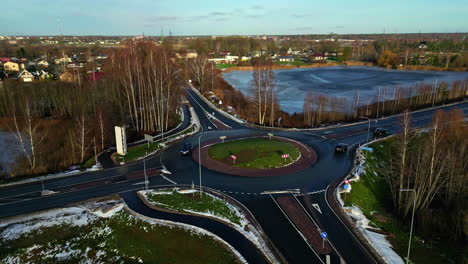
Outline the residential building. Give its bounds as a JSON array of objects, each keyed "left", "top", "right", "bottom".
[
  {"left": 59, "top": 71, "right": 80, "bottom": 82},
  {"left": 311, "top": 53, "right": 327, "bottom": 61},
  {"left": 279, "top": 56, "right": 295, "bottom": 62},
  {"left": 4, "top": 62, "right": 20, "bottom": 72},
  {"left": 18, "top": 70, "right": 34, "bottom": 82}
]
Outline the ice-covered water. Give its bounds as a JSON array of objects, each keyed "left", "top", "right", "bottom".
[
  {"left": 0, "top": 131, "right": 24, "bottom": 175},
  {"left": 223, "top": 66, "right": 468, "bottom": 113}
]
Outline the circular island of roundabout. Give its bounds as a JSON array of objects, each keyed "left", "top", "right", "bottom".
[{"left": 193, "top": 136, "right": 318, "bottom": 177}]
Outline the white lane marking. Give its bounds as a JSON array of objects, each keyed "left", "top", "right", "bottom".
[
  {"left": 270, "top": 194, "right": 325, "bottom": 264},
  {"left": 312, "top": 203, "right": 322, "bottom": 214}
]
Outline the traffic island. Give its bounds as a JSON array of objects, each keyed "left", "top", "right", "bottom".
[{"left": 193, "top": 136, "right": 317, "bottom": 177}]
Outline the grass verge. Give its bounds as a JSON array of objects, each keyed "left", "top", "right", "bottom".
[
  {"left": 0, "top": 208, "right": 240, "bottom": 264},
  {"left": 146, "top": 190, "right": 242, "bottom": 226},
  {"left": 115, "top": 142, "right": 159, "bottom": 163},
  {"left": 342, "top": 140, "right": 464, "bottom": 264},
  {"left": 208, "top": 137, "right": 300, "bottom": 169},
  {"left": 215, "top": 63, "right": 237, "bottom": 69}
]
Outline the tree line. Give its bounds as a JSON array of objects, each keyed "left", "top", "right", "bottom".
[
  {"left": 382, "top": 109, "right": 466, "bottom": 240},
  {"left": 0, "top": 41, "right": 182, "bottom": 178}
]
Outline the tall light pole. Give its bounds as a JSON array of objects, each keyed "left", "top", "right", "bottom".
[
  {"left": 360, "top": 116, "right": 371, "bottom": 142},
  {"left": 144, "top": 151, "right": 148, "bottom": 191},
  {"left": 198, "top": 133, "right": 205, "bottom": 197},
  {"left": 400, "top": 188, "right": 416, "bottom": 264}
]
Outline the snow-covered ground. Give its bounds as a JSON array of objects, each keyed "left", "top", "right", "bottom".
[
  {"left": 337, "top": 143, "right": 405, "bottom": 264},
  {"left": 0, "top": 198, "right": 247, "bottom": 264},
  {"left": 141, "top": 189, "right": 278, "bottom": 264}
]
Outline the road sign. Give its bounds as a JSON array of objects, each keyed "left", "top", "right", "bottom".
[
  {"left": 268, "top": 133, "right": 273, "bottom": 140},
  {"left": 344, "top": 180, "right": 349, "bottom": 184},
  {"left": 343, "top": 184, "right": 349, "bottom": 190},
  {"left": 144, "top": 134, "right": 154, "bottom": 143},
  {"left": 361, "top": 147, "right": 373, "bottom": 152},
  {"left": 321, "top": 232, "right": 328, "bottom": 238},
  {"left": 231, "top": 155, "right": 237, "bottom": 160},
  {"left": 220, "top": 136, "right": 227, "bottom": 142},
  {"left": 282, "top": 154, "right": 290, "bottom": 158}
]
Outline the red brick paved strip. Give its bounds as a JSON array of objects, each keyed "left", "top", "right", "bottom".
[
  {"left": 276, "top": 196, "right": 332, "bottom": 254},
  {"left": 192, "top": 136, "right": 317, "bottom": 177},
  {"left": 211, "top": 119, "right": 231, "bottom": 130}
]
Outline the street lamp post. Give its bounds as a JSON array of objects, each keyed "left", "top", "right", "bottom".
[
  {"left": 144, "top": 151, "right": 148, "bottom": 191},
  {"left": 400, "top": 189, "right": 416, "bottom": 264},
  {"left": 198, "top": 133, "right": 205, "bottom": 197},
  {"left": 360, "top": 116, "right": 371, "bottom": 142}
]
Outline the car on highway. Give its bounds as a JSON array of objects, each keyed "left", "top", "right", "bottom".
[
  {"left": 373, "top": 128, "right": 388, "bottom": 137},
  {"left": 335, "top": 143, "right": 349, "bottom": 153},
  {"left": 180, "top": 143, "right": 192, "bottom": 155}
]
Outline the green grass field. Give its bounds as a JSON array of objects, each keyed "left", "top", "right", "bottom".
[
  {"left": 343, "top": 140, "right": 464, "bottom": 264},
  {"left": 0, "top": 210, "right": 240, "bottom": 264},
  {"left": 215, "top": 63, "right": 237, "bottom": 69},
  {"left": 146, "top": 190, "right": 242, "bottom": 225},
  {"left": 208, "top": 138, "right": 300, "bottom": 169},
  {"left": 116, "top": 142, "right": 159, "bottom": 163}
]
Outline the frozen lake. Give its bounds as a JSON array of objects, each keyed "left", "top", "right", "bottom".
[
  {"left": 0, "top": 131, "right": 24, "bottom": 176},
  {"left": 223, "top": 66, "right": 468, "bottom": 113}
]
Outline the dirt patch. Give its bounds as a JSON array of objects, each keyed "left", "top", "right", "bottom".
[{"left": 374, "top": 213, "right": 390, "bottom": 223}]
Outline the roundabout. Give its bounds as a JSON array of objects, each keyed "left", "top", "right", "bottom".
[{"left": 192, "top": 135, "right": 318, "bottom": 177}]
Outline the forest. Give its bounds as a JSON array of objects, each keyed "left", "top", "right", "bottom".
[{"left": 0, "top": 41, "right": 182, "bottom": 178}]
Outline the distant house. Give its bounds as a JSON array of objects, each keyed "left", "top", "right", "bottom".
[
  {"left": 3, "top": 61, "right": 20, "bottom": 72},
  {"left": 279, "top": 56, "right": 295, "bottom": 62},
  {"left": 38, "top": 70, "right": 51, "bottom": 80},
  {"left": 54, "top": 57, "right": 72, "bottom": 64},
  {"left": 36, "top": 59, "right": 49, "bottom": 67},
  {"left": 17, "top": 69, "right": 34, "bottom": 82},
  {"left": 59, "top": 71, "right": 80, "bottom": 82},
  {"left": 96, "top": 54, "right": 108, "bottom": 60},
  {"left": 224, "top": 55, "right": 238, "bottom": 62},
  {"left": 88, "top": 71, "right": 105, "bottom": 81},
  {"left": 220, "top": 51, "right": 231, "bottom": 56},
  {"left": 311, "top": 53, "right": 327, "bottom": 61},
  {"left": 175, "top": 51, "right": 198, "bottom": 59},
  {"left": 252, "top": 51, "right": 262, "bottom": 57},
  {"left": 0, "top": 58, "right": 11, "bottom": 63}
]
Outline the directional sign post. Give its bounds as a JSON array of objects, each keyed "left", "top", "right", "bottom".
[
  {"left": 268, "top": 133, "right": 273, "bottom": 140},
  {"left": 361, "top": 147, "right": 373, "bottom": 152},
  {"left": 144, "top": 134, "right": 153, "bottom": 149},
  {"left": 220, "top": 136, "right": 227, "bottom": 142},
  {"left": 321, "top": 232, "right": 328, "bottom": 249}
]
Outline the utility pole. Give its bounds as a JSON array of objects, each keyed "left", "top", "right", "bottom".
[
  {"left": 198, "top": 133, "right": 204, "bottom": 197},
  {"left": 144, "top": 152, "right": 148, "bottom": 191},
  {"left": 400, "top": 189, "right": 416, "bottom": 264},
  {"left": 360, "top": 116, "right": 371, "bottom": 142}
]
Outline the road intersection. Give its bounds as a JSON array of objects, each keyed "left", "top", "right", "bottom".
[{"left": 0, "top": 87, "right": 466, "bottom": 264}]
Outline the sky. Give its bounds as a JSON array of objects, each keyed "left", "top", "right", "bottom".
[{"left": 1, "top": 0, "right": 467, "bottom": 36}]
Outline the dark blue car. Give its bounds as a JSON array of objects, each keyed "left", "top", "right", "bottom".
[{"left": 180, "top": 143, "right": 192, "bottom": 155}]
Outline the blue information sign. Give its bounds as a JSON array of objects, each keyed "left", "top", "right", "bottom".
[
  {"left": 321, "top": 232, "right": 328, "bottom": 238},
  {"left": 344, "top": 184, "right": 349, "bottom": 190}
]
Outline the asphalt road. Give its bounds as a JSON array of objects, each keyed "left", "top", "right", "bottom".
[{"left": 0, "top": 87, "right": 466, "bottom": 264}]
